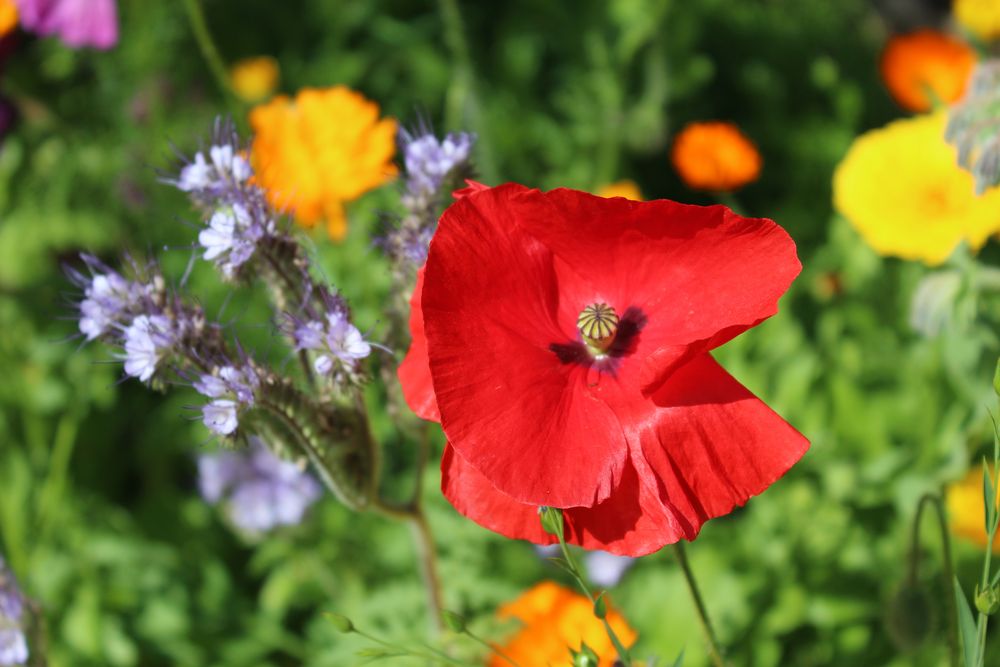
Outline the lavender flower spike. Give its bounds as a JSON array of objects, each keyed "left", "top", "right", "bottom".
[
  {"left": 197, "top": 438, "right": 322, "bottom": 534},
  {"left": 198, "top": 204, "right": 264, "bottom": 278},
  {"left": 401, "top": 129, "right": 475, "bottom": 196},
  {"left": 69, "top": 254, "right": 146, "bottom": 341},
  {"left": 0, "top": 556, "right": 28, "bottom": 666}
]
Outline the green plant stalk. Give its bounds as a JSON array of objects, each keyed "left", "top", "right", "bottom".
[
  {"left": 548, "top": 514, "right": 632, "bottom": 666},
  {"left": 908, "top": 493, "right": 960, "bottom": 667},
  {"left": 673, "top": 542, "right": 730, "bottom": 667},
  {"left": 181, "top": 0, "right": 243, "bottom": 121},
  {"left": 461, "top": 628, "right": 522, "bottom": 667},
  {"left": 974, "top": 460, "right": 1000, "bottom": 667},
  {"left": 437, "top": 0, "right": 499, "bottom": 183}
]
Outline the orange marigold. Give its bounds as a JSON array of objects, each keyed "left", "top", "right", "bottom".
[
  {"left": 0, "top": 0, "right": 17, "bottom": 36},
  {"left": 595, "top": 180, "right": 643, "bottom": 201},
  {"left": 880, "top": 30, "right": 976, "bottom": 112},
  {"left": 671, "top": 121, "right": 762, "bottom": 192},
  {"left": 491, "top": 582, "right": 637, "bottom": 667},
  {"left": 249, "top": 86, "right": 398, "bottom": 240}
]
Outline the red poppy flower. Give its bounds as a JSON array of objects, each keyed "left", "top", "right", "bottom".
[{"left": 399, "top": 183, "right": 808, "bottom": 556}]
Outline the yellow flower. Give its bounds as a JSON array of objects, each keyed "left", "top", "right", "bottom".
[
  {"left": 250, "top": 86, "right": 398, "bottom": 240},
  {"left": 946, "top": 465, "right": 1000, "bottom": 552},
  {"left": 833, "top": 112, "right": 1000, "bottom": 265},
  {"left": 490, "top": 582, "right": 637, "bottom": 667},
  {"left": 0, "top": 0, "right": 17, "bottom": 37},
  {"left": 955, "top": 0, "right": 1000, "bottom": 41},
  {"left": 596, "top": 180, "right": 643, "bottom": 201},
  {"left": 230, "top": 56, "right": 280, "bottom": 103}
]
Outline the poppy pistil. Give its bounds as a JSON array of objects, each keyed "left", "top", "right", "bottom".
[{"left": 577, "top": 302, "right": 619, "bottom": 355}]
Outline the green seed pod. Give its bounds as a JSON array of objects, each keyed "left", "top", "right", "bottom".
[{"left": 884, "top": 582, "right": 934, "bottom": 652}]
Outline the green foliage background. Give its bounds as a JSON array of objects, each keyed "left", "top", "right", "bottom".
[{"left": 0, "top": 0, "right": 997, "bottom": 665}]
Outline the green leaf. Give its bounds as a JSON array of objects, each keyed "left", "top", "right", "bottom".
[
  {"left": 953, "top": 577, "right": 979, "bottom": 667},
  {"left": 594, "top": 592, "right": 607, "bottom": 619},
  {"left": 670, "top": 649, "right": 686, "bottom": 667},
  {"left": 984, "top": 459, "right": 996, "bottom": 535}
]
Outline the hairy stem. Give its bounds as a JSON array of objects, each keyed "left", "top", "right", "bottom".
[
  {"left": 673, "top": 542, "right": 729, "bottom": 667},
  {"left": 908, "top": 493, "right": 960, "bottom": 667}
]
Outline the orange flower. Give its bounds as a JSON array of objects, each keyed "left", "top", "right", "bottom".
[
  {"left": 596, "top": 180, "right": 643, "bottom": 201},
  {"left": 491, "top": 582, "right": 637, "bottom": 667},
  {"left": 880, "top": 30, "right": 976, "bottom": 112},
  {"left": 230, "top": 56, "right": 280, "bottom": 103},
  {"left": 671, "top": 121, "right": 762, "bottom": 192},
  {"left": 249, "top": 86, "right": 398, "bottom": 240},
  {"left": 0, "top": 0, "right": 17, "bottom": 36}
]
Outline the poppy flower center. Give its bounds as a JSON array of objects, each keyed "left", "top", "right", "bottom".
[{"left": 577, "top": 302, "right": 619, "bottom": 356}]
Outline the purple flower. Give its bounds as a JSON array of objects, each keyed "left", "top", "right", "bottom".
[
  {"left": 291, "top": 311, "right": 371, "bottom": 377},
  {"left": 197, "top": 204, "right": 262, "bottom": 278},
  {"left": 0, "top": 557, "right": 28, "bottom": 666},
  {"left": 15, "top": 0, "right": 119, "bottom": 50},
  {"left": 197, "top": 439, "right": 322, "bottom": 534},
  {"left": 69, "top": 254, "right": 147, "bottom": 341},
  {"left": 123, "top": 314, "right": 175, "bottom": 382},
  {"left": 177, "top": 144, "right": 252, "bottom": 196},
  {"left": 401, "top": 130, "right": 475, "bottom": 196},
  {"left": 584, "top": 551, "right": 634, "bottom": 588},
  {"left": 379, "top": 128, "right": 475, "bottom": 266},
  {"left": 194, "top": 366, "right": 258, "bottom": 436}
]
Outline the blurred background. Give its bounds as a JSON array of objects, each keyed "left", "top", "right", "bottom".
[{"left": 1, "top": 0, "right": 999, "bottom": 665}]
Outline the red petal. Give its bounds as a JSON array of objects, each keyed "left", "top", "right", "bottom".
[
  {"left": 514, "top": 189, "right": 801, "bottom": 394},
  {"left": 423, "top": 184, "right": 802, "bottom": 512},
  {"left": 628, "top": 354, "right": 809, "bottom": 532},
  {"left": 424, "top": 184, "right": 627, "bottom": 508},
  {"left": 452, "top": 179, "right": 490, "bottom": 199},
  {"left": 398, "top": 267, "right": 440, "bottom": 421},
  {"left": 441, "top": 444, "right": 683, "bottom": 556},
  {"left": 441, "top": 354, "right": 808, "bottom": 556}
]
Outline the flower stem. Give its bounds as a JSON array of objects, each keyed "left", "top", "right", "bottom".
[
  {"left": 908, "top": 493, "right": 960, "bottom": 667},
  {"left": 181, "top": 0, "right": 242, "bottom": 120},
  {"left": 372, "top": 497, "right": 445, "bottom": 635},
  {"left": 437, "top": 0, "right": 498, "bottom": 183},
  {"left": 408, "top": 508, "right": 446, "bottom": 635},
  {"left": 673, "top": 542, "right": 729, "bottom": 667}
]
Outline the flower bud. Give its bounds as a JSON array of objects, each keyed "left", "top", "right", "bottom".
[
  {"left": 442, "top": 610, "right": 467, "bottom": 633},
  {"left": 593, "top": 593, "right": 607, "bottom": 620},
  {"left": 325, "top": 612, "right": 355, "bottom": 634},
  {"left": 976, "top": 584, "right": 1000, "bottom": 615},
  {"left": 571, "top": 643, "right": 601, "bottom": 667},
  {"left": 884, "top": 583, "right": 934, "bottom": 651},
  {"left": 539, "top": 506, "right": 565, "bottom": 537}
]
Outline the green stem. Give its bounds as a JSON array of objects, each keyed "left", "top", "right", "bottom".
[
  {"left": 463, "top": 629, "right": 522, "bottom": 667},
  {"left": 673, "top": 542, "right": 729, "bottom": 667},
  {"left": 34, "top": 412, "right": 80, "bottom": 545},
  {"left": 437, "top": 0, "right": 498, "bottom": 183},
  {"left": 181, "top": 0, "right": 243, "bottom": 120},
  {"left": 548, "top": 514, "right": 631, "bottom": 665},
  {"left": 909, "top": 494, "right": 960, "bottom": 667}
]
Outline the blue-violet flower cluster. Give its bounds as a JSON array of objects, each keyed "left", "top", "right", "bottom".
[{"left": 198, "top": 439, "right": 322, "bottom": 533}]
